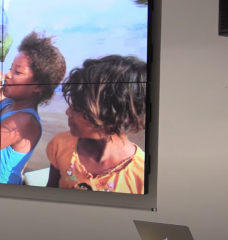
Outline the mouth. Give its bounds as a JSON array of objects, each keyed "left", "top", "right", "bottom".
[
  {"left": 68, "top": 120, "right": 77, "bottom": 130},
  {"left": 68, "top": 120, "right": 74, "bottom": 127},
  {"left": 2, "top": 80, "right": 11, "bottom": 87},
  {"left": 2, "top": 82, "right": 10, "bottom": 89}
]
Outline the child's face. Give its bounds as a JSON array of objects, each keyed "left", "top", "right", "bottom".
[
  {"left": 3, "top": 51, "right": 42, "bottom": 100},
  {"left": 66, "top": 106, "right": 103, "bottom": 139}
]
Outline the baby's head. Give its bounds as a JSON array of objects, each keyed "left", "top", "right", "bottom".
[
  {"left": 62, "top": 55, "right": 146, "bottom": 138},
  {"left": 6, "top": 31, "right": 66, "bottom": 105}
]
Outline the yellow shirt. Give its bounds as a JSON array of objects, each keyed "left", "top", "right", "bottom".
[{"left": 46, "top": 131, "right": 145, "bottom": 194}]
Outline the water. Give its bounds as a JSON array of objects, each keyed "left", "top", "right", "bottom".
[
  {"left": 2, "top": 0, "right": 148, "bottom": 85},
  {"left": 55, "top": 85, "right": 62, "bottom": 92}
]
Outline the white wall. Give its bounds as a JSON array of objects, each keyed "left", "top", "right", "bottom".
[{"left": 1, "top": 0, "right": 228, "bottom": 239}]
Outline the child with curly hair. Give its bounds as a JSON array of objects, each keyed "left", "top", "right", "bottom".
[
  {"left": 0, "top": 31, "right": 66, "bottom": 185},
  {"left": 46, "top": 55, "right": 147, "bottom": 194}
]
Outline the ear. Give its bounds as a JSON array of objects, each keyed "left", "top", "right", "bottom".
[{"left": 33, "top": 85, "right": 44, "bottom": 93}]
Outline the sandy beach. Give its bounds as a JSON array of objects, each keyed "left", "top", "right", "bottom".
[{"left": 25, "top": 92, "right": 145, "bottom": 173}]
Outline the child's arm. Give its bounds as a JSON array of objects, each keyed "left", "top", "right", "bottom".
[
  {"left": 46, "top": 164, "right": 61, "bottom": 188},
  {"left": 0, "top": 112, "right": 32, "bottom": 150},
  {"left": 46, "top": 136, "right": 61, "bottom": 188}
]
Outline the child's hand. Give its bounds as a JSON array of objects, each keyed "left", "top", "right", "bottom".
[
  {"left": 0, "top": 72, "right": 4, "bottom": 89},
  {"left": 0, "top": 72, "right": 5, "bottom": 100}
]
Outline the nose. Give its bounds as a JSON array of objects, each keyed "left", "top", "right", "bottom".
[
  {"left": 66, "top": 107, "right": 73, "bottom": 117},
  {"left": 5, "top": 71, "right": 12, "bottom": 79}
]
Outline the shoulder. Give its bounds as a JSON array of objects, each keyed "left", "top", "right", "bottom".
[
  {"left": 46, "top": 131, "right": 77, "bottom": 168},
  {"left": 2, "top": 111, "right": 36, "bottom": 130},
  {"left": 50, "top": 131, "right": 75, "bottom": 145},
  {"left": 123, "top": 145, "right": 145, "bottom": 194},
  {"left": 125, "top": 145, "right": 145, "bottom": 177},
  {"left": 47, "top": 131, "right": 77, "bottom": 153},
  {"left": 131, "top": 145, "right": 145, "bottom": 170}
]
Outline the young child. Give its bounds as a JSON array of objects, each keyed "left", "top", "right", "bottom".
[
  {"left": 0, "top": 31, "right": 66, "bottom": 185},
  {"left": 46, "top": 55, "right": 147, "bottom": 194}
]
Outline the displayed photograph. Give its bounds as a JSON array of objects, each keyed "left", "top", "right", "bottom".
[{"left": 0, "top": 0, "right": 149, "bottom": 194}]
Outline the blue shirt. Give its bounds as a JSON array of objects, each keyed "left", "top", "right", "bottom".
[{"left": 0, "top": 99, "right": 42, "bottom": 185}]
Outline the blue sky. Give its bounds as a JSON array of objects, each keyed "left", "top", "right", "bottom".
[{"left": 3, "top": 0, "right": 148, "bottom": 76}]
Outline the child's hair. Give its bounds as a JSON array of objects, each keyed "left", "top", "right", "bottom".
[
  {"left": 18, "top": 31, "right": 66, "bottom": 105},
  {"left": 62, "top": 55, "right": 146, "bottom": 136}
]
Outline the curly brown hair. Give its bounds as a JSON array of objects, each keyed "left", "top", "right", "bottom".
[
  {"left": 62, "top": 55, "right": 147, "bottom": 136},
  {"left": 18, "top": 31, "right": 66, "bottom": 105}
]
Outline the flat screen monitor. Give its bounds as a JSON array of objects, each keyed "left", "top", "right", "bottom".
[{"left": 0, "top": 0, "right": 151, "bottom": 197}]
